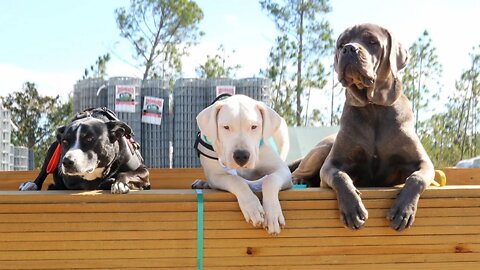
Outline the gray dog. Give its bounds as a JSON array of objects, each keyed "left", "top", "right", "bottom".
[{"left": 291, "top": 23, "right": 434, "bottom": 231}]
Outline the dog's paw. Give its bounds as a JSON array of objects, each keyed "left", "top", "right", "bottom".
[
  {"left": 388, "top": 191, "right": 420, "bottom": 231},
  {"left": 191, "top": 179, "right": 211, "bottom": 189},
  {"left": 337, "top": 189, "right": 368, "bottom": 230},
  {"left": 238, "top": 197, "right": 265, "bottom": 227},
  {"left": 19, "top": 181, "right": 39, "bottom": 191},
  {"left": 111, "top": 182, "right": 130, "bottom": 194},
  {"left": 263, "top": 200, "right": 285, "bottom": 235}
]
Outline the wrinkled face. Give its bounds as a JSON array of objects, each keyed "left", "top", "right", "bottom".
[
  {"left": 57, "top": 118, "right": 115, "bottom": 180},
  {"left": 215, "top": 99, "right": 263, "bottom": 169},
  {"left": 335, "top": 24, "right": 389, "bottom": 102}
]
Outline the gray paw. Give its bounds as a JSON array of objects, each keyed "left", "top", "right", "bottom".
[
  {"left": 388, "top": 191, "right": 419, "bottom": 231},
  {"left": 19, "top": 182, "right": 39, "bottom": 191},
  {"left": 111, "top": 182, "right": 130, "bottom": 194},
  {"left": 337, "top": 189, "right": 368, "bottom": 230}
]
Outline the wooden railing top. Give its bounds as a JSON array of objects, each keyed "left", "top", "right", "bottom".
[{"left": 0, "top": 167, "right": 479, "bottom": 191}]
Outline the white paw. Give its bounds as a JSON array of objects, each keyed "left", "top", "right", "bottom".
[
  {"left": 263, "top": 200, "right": 285, "bottom": 235},
  {"left": 238, "top": 197, "right": 265, "bottom": 227},
  {"left": 111, "top": 182, "right": 130, "bottom": 194},
  {"left": 19, "top": 182, "right": 39, "bottom": 191}
]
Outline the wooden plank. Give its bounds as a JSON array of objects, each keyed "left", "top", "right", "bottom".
[
  {"left": 439, "top": 168, "right": 480, "bottom": 185},
  {"left": 0, "top": 258, "right": 196, "bottom": 269},
  {"left": 2, "top": 216, "right": 480, "bottom": 232},
  {"left": 203, "top": 243, "right": 480, "bottom": 257},
  {"left": 203, "top": 226, "right": 480, "bottom": 239},
  {"left": 0, "top": 239, "right": 196, "bottom": 251},
  {"left": 203, "top": 234, "right": 480, "bottom": 248},
  {"left": 205, "top": 262, "right": 480, "bottom": 270},
  {"left": 0, "top": 230, "right": 197, "bottom": 242},
  {"left": 0, "top": 212, "right": 196, "bottom": 223},
  {"left": 2, "top": 234, "right": 479, "bottom": 252}
]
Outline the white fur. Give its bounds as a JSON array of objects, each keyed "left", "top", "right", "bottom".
[{"left": 196, "top": 95, "right": 292, "bottom": 235}]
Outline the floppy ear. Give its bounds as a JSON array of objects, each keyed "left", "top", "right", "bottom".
[
  {"left": 105, "top": 121, "right": 133, "bottom": 143},
  {"left": 257, "top": 102, "right": 282, "bottom": 139},
  {"left": 387, "top": 30, "right": 409, "bottom": 79},
  {"left": 196, "top": 102, "right": 223, "bottom": 145},
  {"left": 56, "top": 126, "right": 66, "bottom": 143}
]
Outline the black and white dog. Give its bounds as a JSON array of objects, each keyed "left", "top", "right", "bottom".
[{"left": 19, "top": 108, "right": 150, "bottom": 193}]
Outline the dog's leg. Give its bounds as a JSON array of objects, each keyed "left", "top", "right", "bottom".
[
  {"left": 261, "top": 166, "right": 292, "bottom": 235},
  {"left": 19, "top": 142, "right": 59, "bottom": 191},
  {"left": 210, "top": 174, "right": 265, "bottom": 228},
  {"left": 320, "top": 163, "right": 368, "bottom": 230},
  {"left": 388, "top": 158, "right": 434, "bottom": 231},
  {"left": 111, "top": 166, "right": 150, "bottom": 194}
]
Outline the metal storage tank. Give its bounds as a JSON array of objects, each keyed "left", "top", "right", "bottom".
[
  {"left": 73, "top": 78, "right": 108, "bottom": 114},
  {"left": 140, "top": 79, "right": 171, "bottom": 168},
  {"left": 107, "top": 77, "right": 143, "bottom": 148},
  {"left": 235, "top": 77, "right": 270, "bottom": 102},
  {"left": 172, "top": 78, "right": 206, "bottom": 168}
]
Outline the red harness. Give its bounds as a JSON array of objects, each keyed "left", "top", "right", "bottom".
[{"left": 46, "top": 144, "right": 62, "bottom": 174}]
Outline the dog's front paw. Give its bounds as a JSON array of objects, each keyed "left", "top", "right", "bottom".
[
  {"left": 238, "top": 197, "right": 265, "bottom": 227},
  {"left": 388, "top": 191, "right": 420, "bottom": 231},
  {"left": 19, "top": 181, "right": 39, "bottom": 191},
  {"left": 111, "top": 182, "right": 130, "bottom": 194},
  {"left": 263, "top": 200, "right": 285, "bottom": 235},
  {"left": 337, "top": 189, "right": 368, "bottom": 230},
  {"left": 191, "top": 179, "right": 211, "bottom": 189}
]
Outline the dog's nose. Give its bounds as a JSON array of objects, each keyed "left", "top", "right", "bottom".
[
  {"left": 62, "top": 156, "right": 75, "bottom": 168},
  {"left": 233, "top": 150, "right": 250, "bottom": 167},
  {"left": 342, "top": 44, "right": 359, "bottom": 55}
]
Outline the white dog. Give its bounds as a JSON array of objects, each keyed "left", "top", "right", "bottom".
[{"left": 193, "top": 95, "right": 292, "bottom": 235}]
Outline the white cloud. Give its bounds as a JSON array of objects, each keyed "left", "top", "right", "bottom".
[{"left": 0, "top": 64, "right": 77, "bottom": 100}]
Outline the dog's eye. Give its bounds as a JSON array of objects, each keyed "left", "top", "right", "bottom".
[
  {"left": 337, "top": 43, "right": 345, "bottom": 49},
  {"left": 223, "top": 126, "right": 230, "bottom": 130},
  {"left": 369, "top": 40, "right": 378, "bottom": 46},
  {"left": 251, "top": 125, "right": 257, "bottom": 130},
  {"left": 62, "top": 139, "right": 68, "bottom": 145},
  {"left": 85, "top": 136, "right": 93, "bottom": 142}
]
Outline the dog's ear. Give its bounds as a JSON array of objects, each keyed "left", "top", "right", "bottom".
[
  {"left": 387, "top": 30, "right": 409, "bottom": 78},
  {"left": 56, "top": 126, "right": 66, "bottom": 143},
  {"left": 106, "top": 121, "right": 133, "bottom": 143},
  {"left": 196, "top": 102, "right": 223, "bottom": 145},
  {"left": 257, "top": 102, "right": 282, "bottom": 140}
]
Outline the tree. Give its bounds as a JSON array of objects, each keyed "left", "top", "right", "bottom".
[
  {"left": 402, "top": 30, "right": 443, "bottom": 132},
  {"left": 115, "top": 0, "right": 204, "bottom": 82},
  {"left": 196, "top": 45, "right": 241, "bottom": 78},
  {"left": 1, "top": 82, "right": 73, "bottom": 168},
  {"left": 420, "top": 46, "right": 480, "bottom": 167},
  {"left": 260, "top": 0, "right": 334, "bottom": 126},
  {"left": 82, "top": 53, "right": 111, "bottom": 79}
]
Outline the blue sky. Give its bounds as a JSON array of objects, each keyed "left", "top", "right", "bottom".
[{"left": 1, "top": 0, "right": 479, "bottom": 108}]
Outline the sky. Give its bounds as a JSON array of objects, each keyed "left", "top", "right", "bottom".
[{"left": 1, "top": 0, "right": 479, "bottom": 110}]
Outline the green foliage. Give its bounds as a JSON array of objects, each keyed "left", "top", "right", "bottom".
[
  {"left": 419, "top": 45, "right": 480, "bottom": 167},
  {"left": 260, "top": 0, "right": 334, "bottom": 126},
  {"left": 402, "top": 30, "right": 443, "bottom": 131},
  {"left": 196, "top": 45, "right": 241, "bottom": 78},
  {"left": 115, "top": 0, "right": 204, "bottom": 83},
  {"left": 1, "top": 83, "right": 73, "bottom": 168},
  {"left": 82, "top": 54, "right": 111, "bottom": 80}
]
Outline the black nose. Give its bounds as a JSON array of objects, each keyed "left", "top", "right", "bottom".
[
  {"left": 62, "top": 157, "right": 74, "bottom": 168},
  {"left": 233, "top": 150, "right": 250, "bottom": 167},
  {"left": 342, "top": 44, "right": 359, "bottom": 55}
]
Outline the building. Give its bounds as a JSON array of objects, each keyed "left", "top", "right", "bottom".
[{"left": 0, "top": 105, "right": 31, "bottom": 171}]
